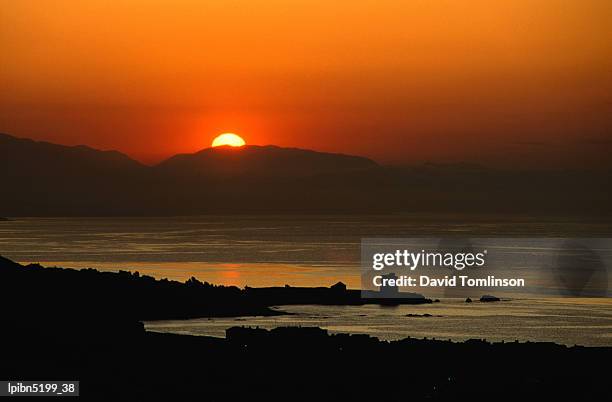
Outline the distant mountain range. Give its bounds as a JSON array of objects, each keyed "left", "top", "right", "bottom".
[
  {"left": 1, "top": 132, "right": 610, "bottom": 216},
  {"left": 155, "top": 144, "right": 377, "bottom": 178}
]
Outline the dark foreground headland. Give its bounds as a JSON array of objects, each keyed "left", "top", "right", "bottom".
[
  {"left": 0, "top": 256, "right": 431, "bottom": 324},
  {"left": 1, "top": 256, "right": 610, "bottom": 401},
  {"left": 3, "top": 324, "right": 610, "bottom": 401}
]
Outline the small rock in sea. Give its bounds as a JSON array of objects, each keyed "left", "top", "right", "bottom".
[
  {"left": 434, "top": 299, "right": 440, "bottom": 303},
  {"left": 465, "top": 297, "right": 473, "bottom": 303},
  {"left": 480, "top": 295, "right": 501, "bottom": 302}
]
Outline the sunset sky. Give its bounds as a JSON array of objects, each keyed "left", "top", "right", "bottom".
[{"left": 1, "top": 1, "right": 611, "bottom": 167}]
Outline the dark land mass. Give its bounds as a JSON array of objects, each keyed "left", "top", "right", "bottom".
[
  {"left": 1, "top": 256, "right": 609, "bottom": 400},
  {"left": 1, "top": 132, "right": 610, "bottom": 216},
  {"left": 0, "top": 257, "right": 431, "bottom": 324},
  {"left": 246, "top": 282, "right": 431, "bottom": 305},
  {"left": 0, "top": 255, "right": 278, "bottom": 321},
  {"left": 2, "top": 256, "right": 611, "bottom": 400},
  {"left": 3, "top": 318, "right": 610, "bottom": 401},
  {"left": 154, "top": 144, "right": 378, "bottom": 178}
]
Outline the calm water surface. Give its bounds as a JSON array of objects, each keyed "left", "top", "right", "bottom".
[
  {"left": 2, "top": 216, "right": 610, "bottom": 288},
  {"left": 2, "top": 216, "right": 611, "bottom": 346},
  {"left": 145, "top": 298, "right": 612, "bottom": 347}
]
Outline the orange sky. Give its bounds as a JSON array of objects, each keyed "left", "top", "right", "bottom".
[{"left": 1, "top": 0, "right": 611, "bottom": 167}]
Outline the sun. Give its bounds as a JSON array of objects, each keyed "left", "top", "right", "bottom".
[{"left": 211, "top": 133, "right": 246, "bottom": 148}]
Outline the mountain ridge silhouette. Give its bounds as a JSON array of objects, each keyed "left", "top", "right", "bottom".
[
  {"left": 0, "top": 132, "right": 610, "bottom": 216},
  {"left": 154, "top": 144, "right": 378, "bottom": 178}
]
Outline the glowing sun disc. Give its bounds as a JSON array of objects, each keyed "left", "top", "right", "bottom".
[{"left": 212, "top": 133, "right": 246, "bottom": 147}]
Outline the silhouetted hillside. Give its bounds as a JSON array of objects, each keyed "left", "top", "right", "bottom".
[
  {"left": 1, "top": 133, "right": 610, "bottom": 216},
  {"left": 0, "top": 132, "right": 144, "bottom": 169},
  {"left": 0, "top": 255, "right": 277, "bottom": 323},
  {"left": 1, "top": 255, "right": 610, "bottom": 400},
  {"left": 0, "top": 133, "right": 151, "bottom": 215},
  {"left": 154, "top": 144, "right": 378, "bottom": 178},
  {"left": 0, "top": 256, "right": 429, "bottom": 326}
]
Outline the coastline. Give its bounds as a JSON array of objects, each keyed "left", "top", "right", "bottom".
[
  {"left": 4, "top": 321, "right": 610, "bottom": 400},
  {"left": 144, "top": 299, "right": 612, "bottom": 347},
  {"left": 3, "top": 256, "right": 610, "bottom": 346},
  {"left": 2, "top": 250, "right": 611, "bottom": 399}
]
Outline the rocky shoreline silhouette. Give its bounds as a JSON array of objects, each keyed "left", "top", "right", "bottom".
[
  {"left": 1, "top": 255, "right": 610, "bottom": 400},
  {"left": 0, "top": 256, "right": 431, "bottom": 324}
]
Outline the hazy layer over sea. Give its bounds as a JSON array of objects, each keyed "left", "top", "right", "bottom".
[
  {"left": 1, "top": 215, "right": 611, "bottom": 346},
  {"left": 2, "top": 215, "right": 610, "bottom": 288}
]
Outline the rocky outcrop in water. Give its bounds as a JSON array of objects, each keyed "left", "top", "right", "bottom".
[{"left": 480, "top": 295, "right": 501, "bottom": 302}]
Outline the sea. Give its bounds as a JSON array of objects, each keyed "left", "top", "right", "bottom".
[{"left": 1, "top": 215, "right": 611, "bottom": 346}]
